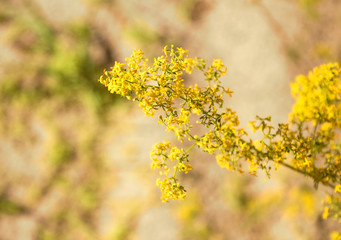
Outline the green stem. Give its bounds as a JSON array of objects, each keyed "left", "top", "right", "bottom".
[
  {"left": 279, "top": 161, "right": 336, "bottom": 189},
  {"left": 173, "top": 142, "right": 197, "bottom": 179},
  {"left": 185, "top": 142, "right": 197, "bottom": 154}
]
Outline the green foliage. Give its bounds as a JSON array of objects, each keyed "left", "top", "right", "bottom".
[
  {"left": 176, "top": 0, "right": 207, "bottom": 23},
  {"left": 48, "top": 137, "right": 73, "bottom": 167},
  {"left": 176, "top": 193, "right": 217, "bottom": 240},
  {"left": 299, "top": 0, "right": 321, "bottom": 18},
  {"left": 124, "top": 22, "right": 161, "bottom": 47},
  {"left": 0, "top": 2, "right": 118, "bottom": 239},
  {"left": 0, "top": 196, "right": 27, "bottom": 215}
]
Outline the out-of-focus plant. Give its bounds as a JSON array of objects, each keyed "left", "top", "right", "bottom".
[
  {"left": 99, "top": 46, "right": 341, "bottom": 226},
  {"left": 0, "top": 1, "right": 118, "bottom": 239},
  {"left": 175, "top": 192, "right": 222, "bottom": 240},
  {"left": 176, "top": 0, "right": 209, "bottom": 23},
  {"left": 124, "top": 22, "right": 161, "bottom": 47},
  {"left": 298, "top": 0, "right": 321, "bottom": 18}
]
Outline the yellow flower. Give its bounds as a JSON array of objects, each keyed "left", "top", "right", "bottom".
[
  {"left": 335, "top": 184, "right": 341, "bottom": 193},
  {"left": 248, "top": 121, "right": 257, "bottom": 132},
  {"left": 254, "top": 140, "right": 263, "bottom": 151},
  {"left": 322, "top": 206, "right": 329, "bottom": 219},
  {"left": 216, "top": 154, "right": 232, "bottom": 170},
  {"left": 330, "top": 231, "right": 341, "bottom": 240},
  {"left": 177, "top": 162, "right": 193, "bottom": 174}
]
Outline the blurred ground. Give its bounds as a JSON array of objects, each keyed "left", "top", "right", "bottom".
[{"left": 0, "top": 0, "right": 340, "bottom": 239}]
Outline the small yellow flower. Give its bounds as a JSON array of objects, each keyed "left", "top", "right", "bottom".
[
  {"left": 330, "top": 231, "right": 341, "bottom": 240},
  {"left": 322, "top": 206, "right": 329, "bottom": 219},
  {"left": 248, "top": 121, "right": 257, "bottom": 132},
  {"left": 335, "top": 184, "right": 341, "bottom": 194}
]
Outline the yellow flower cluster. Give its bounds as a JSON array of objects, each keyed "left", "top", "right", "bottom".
[
  {"left": 288, "top": 63, "right": 341, "bottom": 221},
  {"left": 150, "top": 142, "right": 192, "bottom": 202},
  {"left": 99, "top": 46, "right": 340, "bottom": 220},
  {"left": 322, "top": 193, "right": 340, "bottom": 221},
  {"left": 290, "top": 63, "right": 341, "bottom": 125},
  {"left": 99, "top": 45, "right": 230, "bottom": 201}
]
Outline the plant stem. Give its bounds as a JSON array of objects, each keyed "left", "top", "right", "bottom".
[
  {"left": 279, "top": 161, "right": 336, "bottom": 189},
  {"left": 185, "top": 142, "right": 197, "bottom": 154},
  {"left": 173, "top": 142, "right": 197, "bottom": 179}
]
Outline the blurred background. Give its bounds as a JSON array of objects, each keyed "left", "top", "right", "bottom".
[{"left": 0, "top": 0, "right": 340, "bottom": 239}]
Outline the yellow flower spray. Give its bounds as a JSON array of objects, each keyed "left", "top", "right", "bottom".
[{"left": 99, "top": 46, "right": 340, "bottom": 220}]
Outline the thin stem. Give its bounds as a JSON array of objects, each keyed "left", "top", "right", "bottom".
[
  {"left": 173, "top": 142, "right": 198, "bottom": 179},
  {"left": 185, "top": 142, "right": 197, "bottom": 154},
  {"left": 279, "top": 161, "right": 336, "bottom": 189}
]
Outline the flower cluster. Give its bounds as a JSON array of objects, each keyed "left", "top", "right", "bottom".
[
  {"left": 289, "top": 63, "right": 341, "bottom": 221},
  {"left": 99, "top": 45, "right": 231, "bottom": 201},
  {"left": 290, "top": 63, "right": 341, "bottom": 125},
  {"left": 150, "top": 141, "right": 192, "bottom": 202},
  {"left": 99, "top": 46, "right": 340, "bottom": 219}
]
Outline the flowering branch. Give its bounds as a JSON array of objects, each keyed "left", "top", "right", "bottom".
[{"left": 99, "top": 46, "right": 340, "bottom": 220}]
